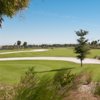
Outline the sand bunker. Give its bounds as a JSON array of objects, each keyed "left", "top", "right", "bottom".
[{"left": 0, "top": 49, "right": 48, "bottom": 54}]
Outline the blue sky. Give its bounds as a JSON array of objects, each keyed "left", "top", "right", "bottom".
[{"left": 0, "top": 0, "right": 100, "bottom": 45}]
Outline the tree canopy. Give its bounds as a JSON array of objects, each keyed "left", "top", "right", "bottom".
[{"left": 0, "top": 0, "right": 30, "bottom": 27}]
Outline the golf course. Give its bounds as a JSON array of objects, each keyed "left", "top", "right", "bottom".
[
  {"left": 0, "top": 48, "right": 100, "bottom": 84},
  {"left": 0, "top": 0, "right": 100, "bottom": 99}
]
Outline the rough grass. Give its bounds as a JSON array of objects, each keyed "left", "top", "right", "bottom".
[{"left": 0, "top": 60, "right": 100, "bottom": 84}]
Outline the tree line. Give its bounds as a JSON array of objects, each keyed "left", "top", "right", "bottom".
[
  {"left": 1, "top": 42, "right": 76, "bottom": 50},
  {"left": 1, "top": 40, "right": 100, "bottom": 50}
]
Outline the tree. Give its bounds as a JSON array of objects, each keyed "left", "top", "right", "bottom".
[
  {"left": 75, "top": 29, "right": 90, "bottom": 67},
  {"left": 0, "top": 0, "right": 30, "bottom": 27},
  {"left": 23, "top": 42, "right": 27, "bottom": 48},
  {"left": 17, "top": 40, "right": 21, "bottom": 48},
  {"left": 90, "top": 40, "right": 100, "bottom": 48}
]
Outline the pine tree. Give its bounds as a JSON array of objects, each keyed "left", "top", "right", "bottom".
[{"left": 75, "top": 29, "right": 90, "bottom": 67}]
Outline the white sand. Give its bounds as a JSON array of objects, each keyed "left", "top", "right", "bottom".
[
  {"left": 0, "top": 49, "right": 48, "bottom": 54},
  {"left": 0, "top": 57, "right": 100, "bottom": 64}
]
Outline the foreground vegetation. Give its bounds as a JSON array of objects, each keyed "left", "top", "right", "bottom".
[
  {"left": 13, "top": 68, "right": 75, "bottom": 100},
  {"left": 0, "top": 67, "right": 100, "bottom": 100}
]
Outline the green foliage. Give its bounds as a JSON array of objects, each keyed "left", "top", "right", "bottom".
[
  {"left": 90, "top": 40, "right": 100, "bottom": 48},
  {"left": 17, "top": 40, "right": 21, "bottom": 46},
  {"left": 14, "top": 67, "right": 38, "bottom": 100},
  {"left": 23, "top": 42, "right": 27, "bottom": 48},
  {"left": 75, "top": 29, "right": 90, "bottom": 66},
  {"left": 0, "top": 0, "right": 30, "bottom": 27},
  {"left": 13, "top": 67, "right": 75, "bottom": 100},
  {"left": 54, "top": 70, "right": 75, "bottom": 88}
]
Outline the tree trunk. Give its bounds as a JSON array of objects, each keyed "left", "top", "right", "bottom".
[{"left": 81, "top": 59, "right": 83, "bottom": 67}]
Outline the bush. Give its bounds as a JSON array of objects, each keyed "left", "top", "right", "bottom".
[
  {"left": 13, "top": 67, "right": 76, "bottom": 100},
  {"left": 54, "top": 70, "right": 75, "bottom": 89}
]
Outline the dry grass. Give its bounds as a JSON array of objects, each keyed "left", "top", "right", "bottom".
[{"left": 63, "top": 72, "right": 100, "bottom": 100}]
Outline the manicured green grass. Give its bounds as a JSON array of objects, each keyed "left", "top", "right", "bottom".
[
  {"left": 88, "top": 49, "right": 100, "bottom": 58},
  {"left": 0, "top": 48, "right": 75, "bottom": 58},
  {"left": 0, "top": 60, "right": 100, "bottom": 84},
  {"left": 0, "top": 48, "right": 100, "bottom": 58},
  {"left": 0, "top": 49, "right": 31, "bottom": 53}
]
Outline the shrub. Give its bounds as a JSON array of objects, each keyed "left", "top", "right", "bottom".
[
  {"left": 13, "top": 67, "right": 38, "bottom": 100},
  {"left": 54, "top": 70, "right": 75, "bottom": 89},
  {"left": 13, "top": 67, "right": 76, "bottom": 100}
]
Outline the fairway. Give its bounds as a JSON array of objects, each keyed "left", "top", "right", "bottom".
[
  {"left": 0, "top": 60, "right": 100, "bottom": 84},
  {"left": 0, "top": 48, "right": 75, "bottom": 58},
  {"left": 0, "top": 48, "right": 100, "bottom": 58}
]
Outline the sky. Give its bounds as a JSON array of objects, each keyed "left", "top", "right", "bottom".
[{"left": 0, "top": 0, "right": 100, "bottom": 45}]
